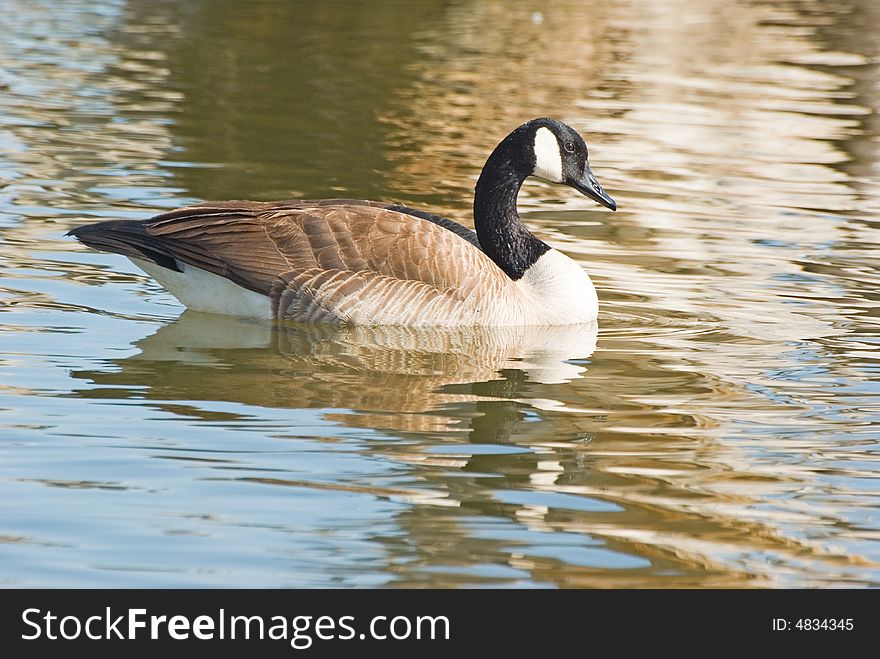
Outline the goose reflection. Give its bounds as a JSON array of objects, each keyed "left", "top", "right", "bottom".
[{"left": 70, "top": 312, "right": 598, "bottom": 436}]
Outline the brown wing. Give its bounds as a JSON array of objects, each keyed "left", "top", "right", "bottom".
[{"left": 69, "top": 199, "right": 512, "bottom": 323}]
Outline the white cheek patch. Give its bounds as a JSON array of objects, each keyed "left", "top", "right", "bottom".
[{"left": 532, "top": 126, "right": 564, "bottom": 183}]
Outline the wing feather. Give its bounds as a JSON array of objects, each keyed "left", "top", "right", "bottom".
[{"left": 69, "top": 199, "right": 514, "bottom": 324}]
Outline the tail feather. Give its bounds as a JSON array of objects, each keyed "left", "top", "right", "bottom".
[{"left": 67, "top": 220, "right": 182, "bottom": 272}]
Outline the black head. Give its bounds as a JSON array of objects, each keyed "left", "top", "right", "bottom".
[{"left": 505, "top": 118, "right": 616, "bottom": 211}]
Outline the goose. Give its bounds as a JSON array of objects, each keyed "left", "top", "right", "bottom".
[{"left": 69, "top": 118, "right": 616, "bottom": 326}]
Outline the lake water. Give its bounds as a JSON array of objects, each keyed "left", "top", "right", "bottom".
[{"left": 1, "top": 0, "right": 878, "bottom": 587}]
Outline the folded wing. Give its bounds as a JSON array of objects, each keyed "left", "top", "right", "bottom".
[{"left": 69, "top": 199, "right": 513, "bottom": 324}]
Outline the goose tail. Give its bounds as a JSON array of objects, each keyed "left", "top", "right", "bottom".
[{"left": 67, "top": 220, "right": 181, "bottom": 272}]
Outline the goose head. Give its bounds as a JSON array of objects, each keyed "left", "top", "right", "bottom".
[
  {"left": 473, "top": 118, "right": 616, "bottom": 282},
  {"left": 506, "top": 117, "right": 617, "bottom": 211}
]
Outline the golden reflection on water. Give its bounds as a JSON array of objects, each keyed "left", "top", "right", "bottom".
[{"left": 1, "top": 0, "right": 879, "bottom": 587}]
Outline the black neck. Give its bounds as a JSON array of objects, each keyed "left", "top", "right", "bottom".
[{"left": 473, "top": 147, "right": 549, "bottom": 280}]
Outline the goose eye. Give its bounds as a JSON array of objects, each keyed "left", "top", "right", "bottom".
[{"left": 563, "top": 142, "right": 575, "bottom": 154}]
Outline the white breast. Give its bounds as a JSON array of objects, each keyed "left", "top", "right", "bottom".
[{"left": 514, "top": 249, "right": 598, "bottom": 324}]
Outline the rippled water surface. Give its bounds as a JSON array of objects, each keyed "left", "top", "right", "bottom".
[{"left": 1, "top": 0, "right": 879, "bottom": 587}]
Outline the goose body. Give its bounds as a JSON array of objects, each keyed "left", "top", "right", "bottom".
[{"left": 70, "top": 118, "right": 616, "bottom": 326}]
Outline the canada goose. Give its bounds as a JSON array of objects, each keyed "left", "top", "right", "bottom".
[{"left": 69, "top": 118, "right": 616, "bottom": 326}]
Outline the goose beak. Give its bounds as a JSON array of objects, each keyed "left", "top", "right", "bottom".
[{"left": 569, "top": 167, "right": 616, "bottom": 211}]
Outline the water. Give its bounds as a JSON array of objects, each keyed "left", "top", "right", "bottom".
[{"left": 1, "top": 0, "right": 878, "bottom": 587}]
